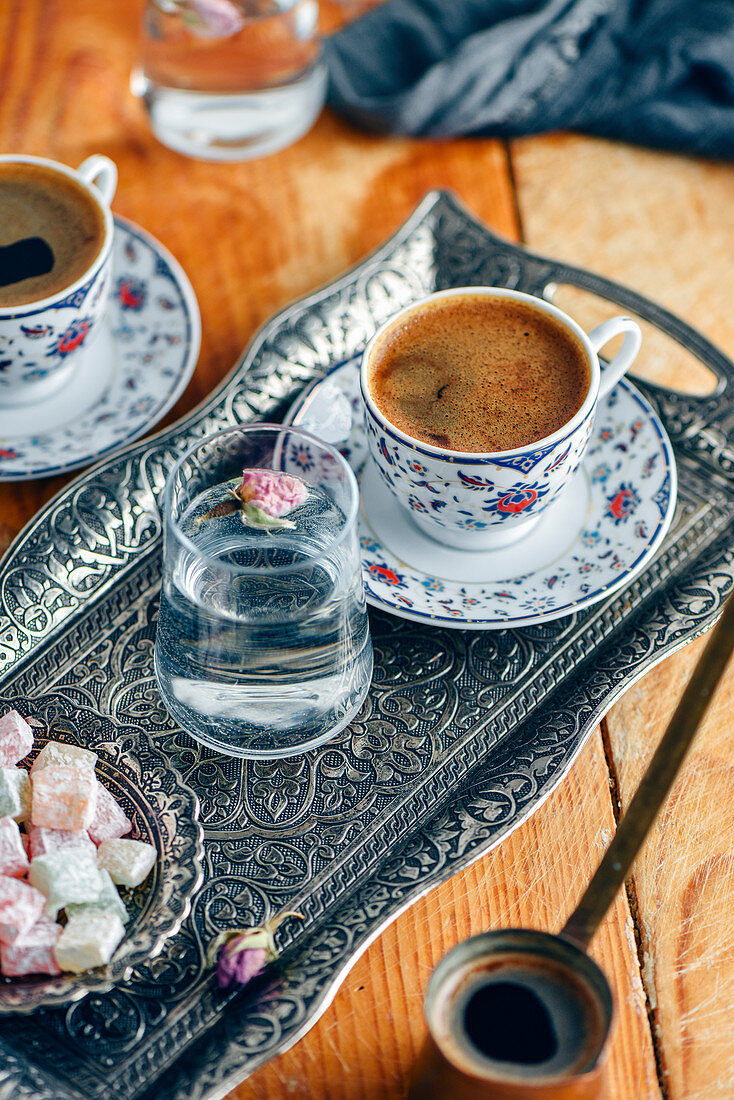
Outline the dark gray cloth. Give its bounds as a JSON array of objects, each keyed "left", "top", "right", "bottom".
[{"left": 323, "top": 0, "right": 734, "bottom": 158}]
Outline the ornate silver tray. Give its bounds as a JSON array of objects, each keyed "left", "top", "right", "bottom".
[{"left": 0, "top": 191, "right": 731, "bottom": 1099}]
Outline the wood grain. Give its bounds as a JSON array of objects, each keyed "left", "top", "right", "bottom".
[
  {"left": 511, "top": 132, "right": 734, "bottom": 1100},
  {"left": 232, "top": 735, "right": 659, "bottom": 1100}
]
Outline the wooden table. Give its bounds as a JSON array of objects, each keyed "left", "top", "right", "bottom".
[{"left": 2, "top": 3, "right": 733, "bottom": 1097}]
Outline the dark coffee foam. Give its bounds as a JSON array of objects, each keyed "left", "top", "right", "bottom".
[
  {"left": 0, "top": 162, "right": 105, "bottom": 307},
  {"left": 368, "top": 295, "right": 591, "bottom": 452},
  {"left": 445, "top": 953, "right": 608, "bottom": 1080}
]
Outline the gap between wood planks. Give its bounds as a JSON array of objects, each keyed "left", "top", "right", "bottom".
[
  {"left": 503, "top": 136, "right": 668, "bottom": 1098},
  {"left": 600, "top": 714, "right": 670, "bottom": 1100}
]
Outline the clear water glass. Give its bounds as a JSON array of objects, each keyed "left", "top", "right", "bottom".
[
  {"left": 154, "top": 425, "right": 373, "bottom": 758},
  {"left": 132, "top": 0, "right": 327, "bottom": 161}
]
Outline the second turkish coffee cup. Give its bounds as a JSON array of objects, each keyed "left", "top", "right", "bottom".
[
  {"left": 360, "top": 288, "right": 642, "bottom": 551},
  {"left": 0, "top": 153, "right": 117, "bottom": 408}
]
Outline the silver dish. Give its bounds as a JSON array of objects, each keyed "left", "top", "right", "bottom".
[
  {"left": 0, "top": 694, "right": 204, "bottom": 1014},
  {"left": 0, "top": 191, "right": 731, "bottom": 1099}
]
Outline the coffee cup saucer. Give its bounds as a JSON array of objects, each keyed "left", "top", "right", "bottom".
[
  {"left": 0, "top": 215, "right": 200, "bottom": 481},
  {"left": 286, "top": 357, "right": 677, "bottom": 630}
]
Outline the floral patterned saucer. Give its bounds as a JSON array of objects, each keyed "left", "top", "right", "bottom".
[
  {"left": 0, "top": 216, "right": 200, "bottom": 481},
  {"left": 287, "top": 358, "right": 678, "bottom": 630}
]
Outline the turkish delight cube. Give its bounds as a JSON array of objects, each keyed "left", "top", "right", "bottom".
[
  {"left": 54, "top": 911, "right": 125, "bottom": 973},
  {"left": 0, "top": 817, "right": 29, "bottom": 879},
  {"left": 0, "top": 916, "right": 61, "bottom": 977},
  {"left": 97, "top": 838, "right": 156, "bottom": 888},
  {"left": 31, "top": 764, "right": 97, "bottom": 831},
  {"left": 29, "top": 825, "right": 96, "bottom": 861},
  {"left": 28, "top": 850, "right": 104, "bottom": 918},
  {"left": 0, "top": 876, "right": 45, "bottom": 944},
  {"left": 88, "top": 783, "right": 132, "bottom": 846},
  {"left": 31, "top": 741, "right": 97, "bottom": 775},
  {"left": 0, "top": 711, "right": 33, "bottom": 767},
  {"left": 0, "top": 768, "right": 31, "bottom": 823},
  {"left": 66, "top": 869, "right": 129, "bottom": 925}
]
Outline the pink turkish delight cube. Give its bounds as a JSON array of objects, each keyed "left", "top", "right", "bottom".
[
  {"left": 88, "top": 783, "right": 132, "bottom": 846},
  {"left": 0, "top": 817, "right": 29, "bottom": 879},
  {"left": 0, "top": 876, "right": 45, "bottom": 944},
  {"left": 29, "top": 825, "right": 96, "bottom": 860},
  {"left": 0, "top": 711, "right": 33, "bottom": 767},
  {"left": 0, "top": 916, "right": 61, "bottom": 977},
  {"left": 31, "top": 764, "right": 97, "bottom": 831}
]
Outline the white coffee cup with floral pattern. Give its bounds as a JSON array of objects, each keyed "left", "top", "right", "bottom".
[
  {"left": 0, "top": 153, "right": 117, "bottom": 407},
  {"left": 360, "top": 287, "right": 642, "bottom": 551}
]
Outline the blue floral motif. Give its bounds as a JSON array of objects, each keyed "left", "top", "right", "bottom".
[
  {"left": 409, "top": 478, "right": 440, "bottom": 494},
  {"left": 289, "top": 443, "right": 315, "bottom": 473},
  {"left": 543, "top": 442, "right": 571, "bottom": 475},
  {"left": 457, "top": 471, "right": 495, "bottom": 491},
  {"left": 641, "top": 454, "right": 659, "bottom": 479},
  {"left": 20, "top": 324, "right": 52, "bottom": 339}
]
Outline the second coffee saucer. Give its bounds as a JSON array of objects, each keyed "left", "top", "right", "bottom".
[
  {"left": 0, "top": 216, "right": 200, "bottom": 481},
  {"left": 287, "top": 357, "right": 678, "bottom": 630}
]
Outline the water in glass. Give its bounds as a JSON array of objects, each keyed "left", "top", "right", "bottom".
[
  {"left": 132, "top": 0, "right": 326, "bottom": 160},
  {"left": 155, "top": 477, "right": 372, "bottom": 757}
]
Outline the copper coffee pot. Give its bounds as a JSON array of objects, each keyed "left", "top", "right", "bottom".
[{"left": 410, "top": 593, "right": 734, "bottom": 1100}]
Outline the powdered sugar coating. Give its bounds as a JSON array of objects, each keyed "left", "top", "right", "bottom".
[
  {"left": 31, "top": 741, "right": 97, "bottom": 775},
  {"left": 87, "top": 783, "right": 132, "bottom": 846},
  {"left": 31, "top": 764, "right": 98, "bottom": 831},
  {"left": 0, "top": 876, "right": 45, "bottom": 944},
  {"left": 0, "top": 712, "right": 33, "bottom": 767},
  {"left": 0, "top": 768, "right": 31, "bottom": 823},
  {"left": 0, "top": 818, "right": 30, "bottom": 879},
  {"left": 28, "top": 825, "right": 96, "bottom": 861},
  {"left": 97, "top": 838, "right": 156, "bottom": 888},
  {"left": 0, "top": 916, "right": 61, "bottom": 977}
]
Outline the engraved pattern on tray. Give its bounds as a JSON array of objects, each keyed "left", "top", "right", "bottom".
[{"left": 0, "top": 192, "right": 732, "bottom": 1100}]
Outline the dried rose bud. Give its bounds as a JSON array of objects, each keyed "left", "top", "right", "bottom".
[
  {"left": 182, "top": 0, "right": 244, "bottom": 38},
  {"left": 208, "top": 911, "right": 303, "bottom": 992},
  {"left": 216, "top": 933, "right": 268, "bottom": 990},
  {"left": 239, "top": 469, "right": 310, "bottom": 531}
]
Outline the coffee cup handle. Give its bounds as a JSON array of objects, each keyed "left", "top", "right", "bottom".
[
  {"left": 77, "top": 155, "right": 117, "bottom": 207},
  {"left": 589, "top": 317, "right": 642, "bottom": 399}
]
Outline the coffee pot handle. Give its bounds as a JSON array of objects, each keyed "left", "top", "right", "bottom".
[
  {"left": 77, "top": 155, "right": 118, "bottom": 207},
  {"left": 589, "top": 317, "right": 642, "bottom": 399}
]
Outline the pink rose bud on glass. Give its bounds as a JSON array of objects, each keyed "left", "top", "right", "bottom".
[{"left": 238, "top": 469, "right": 310, "bottom": 530}]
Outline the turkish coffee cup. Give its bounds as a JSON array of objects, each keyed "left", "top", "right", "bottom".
[
  {"left": 0, "top": 153, "right": 117, "bottom": 407},
  {"left": 360, "top": 287, "right": 642, "bottom": 551}
]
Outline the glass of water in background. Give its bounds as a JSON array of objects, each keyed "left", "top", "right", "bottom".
[
  {"left": 132, "top": 0, "right": 327, "bottom": 160},
  {"left": 154, "top": 425, "right": 373, "bottom": 757}
]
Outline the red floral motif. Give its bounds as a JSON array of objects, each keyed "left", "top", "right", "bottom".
[
  {"left": 368, "top": 564, "right": 403, "bottom": 586},
  {"left": 497, "top": 488, "right": 537, "bottom": 513},
  {"left": 606, "top": 482, "right": 640, "bottom": 523},
  {"left": 117, "top": 277, "right": 147, "bottom": 310},
  {"left": 49, "top": 319, "right": 91, "bottom": 357}
]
